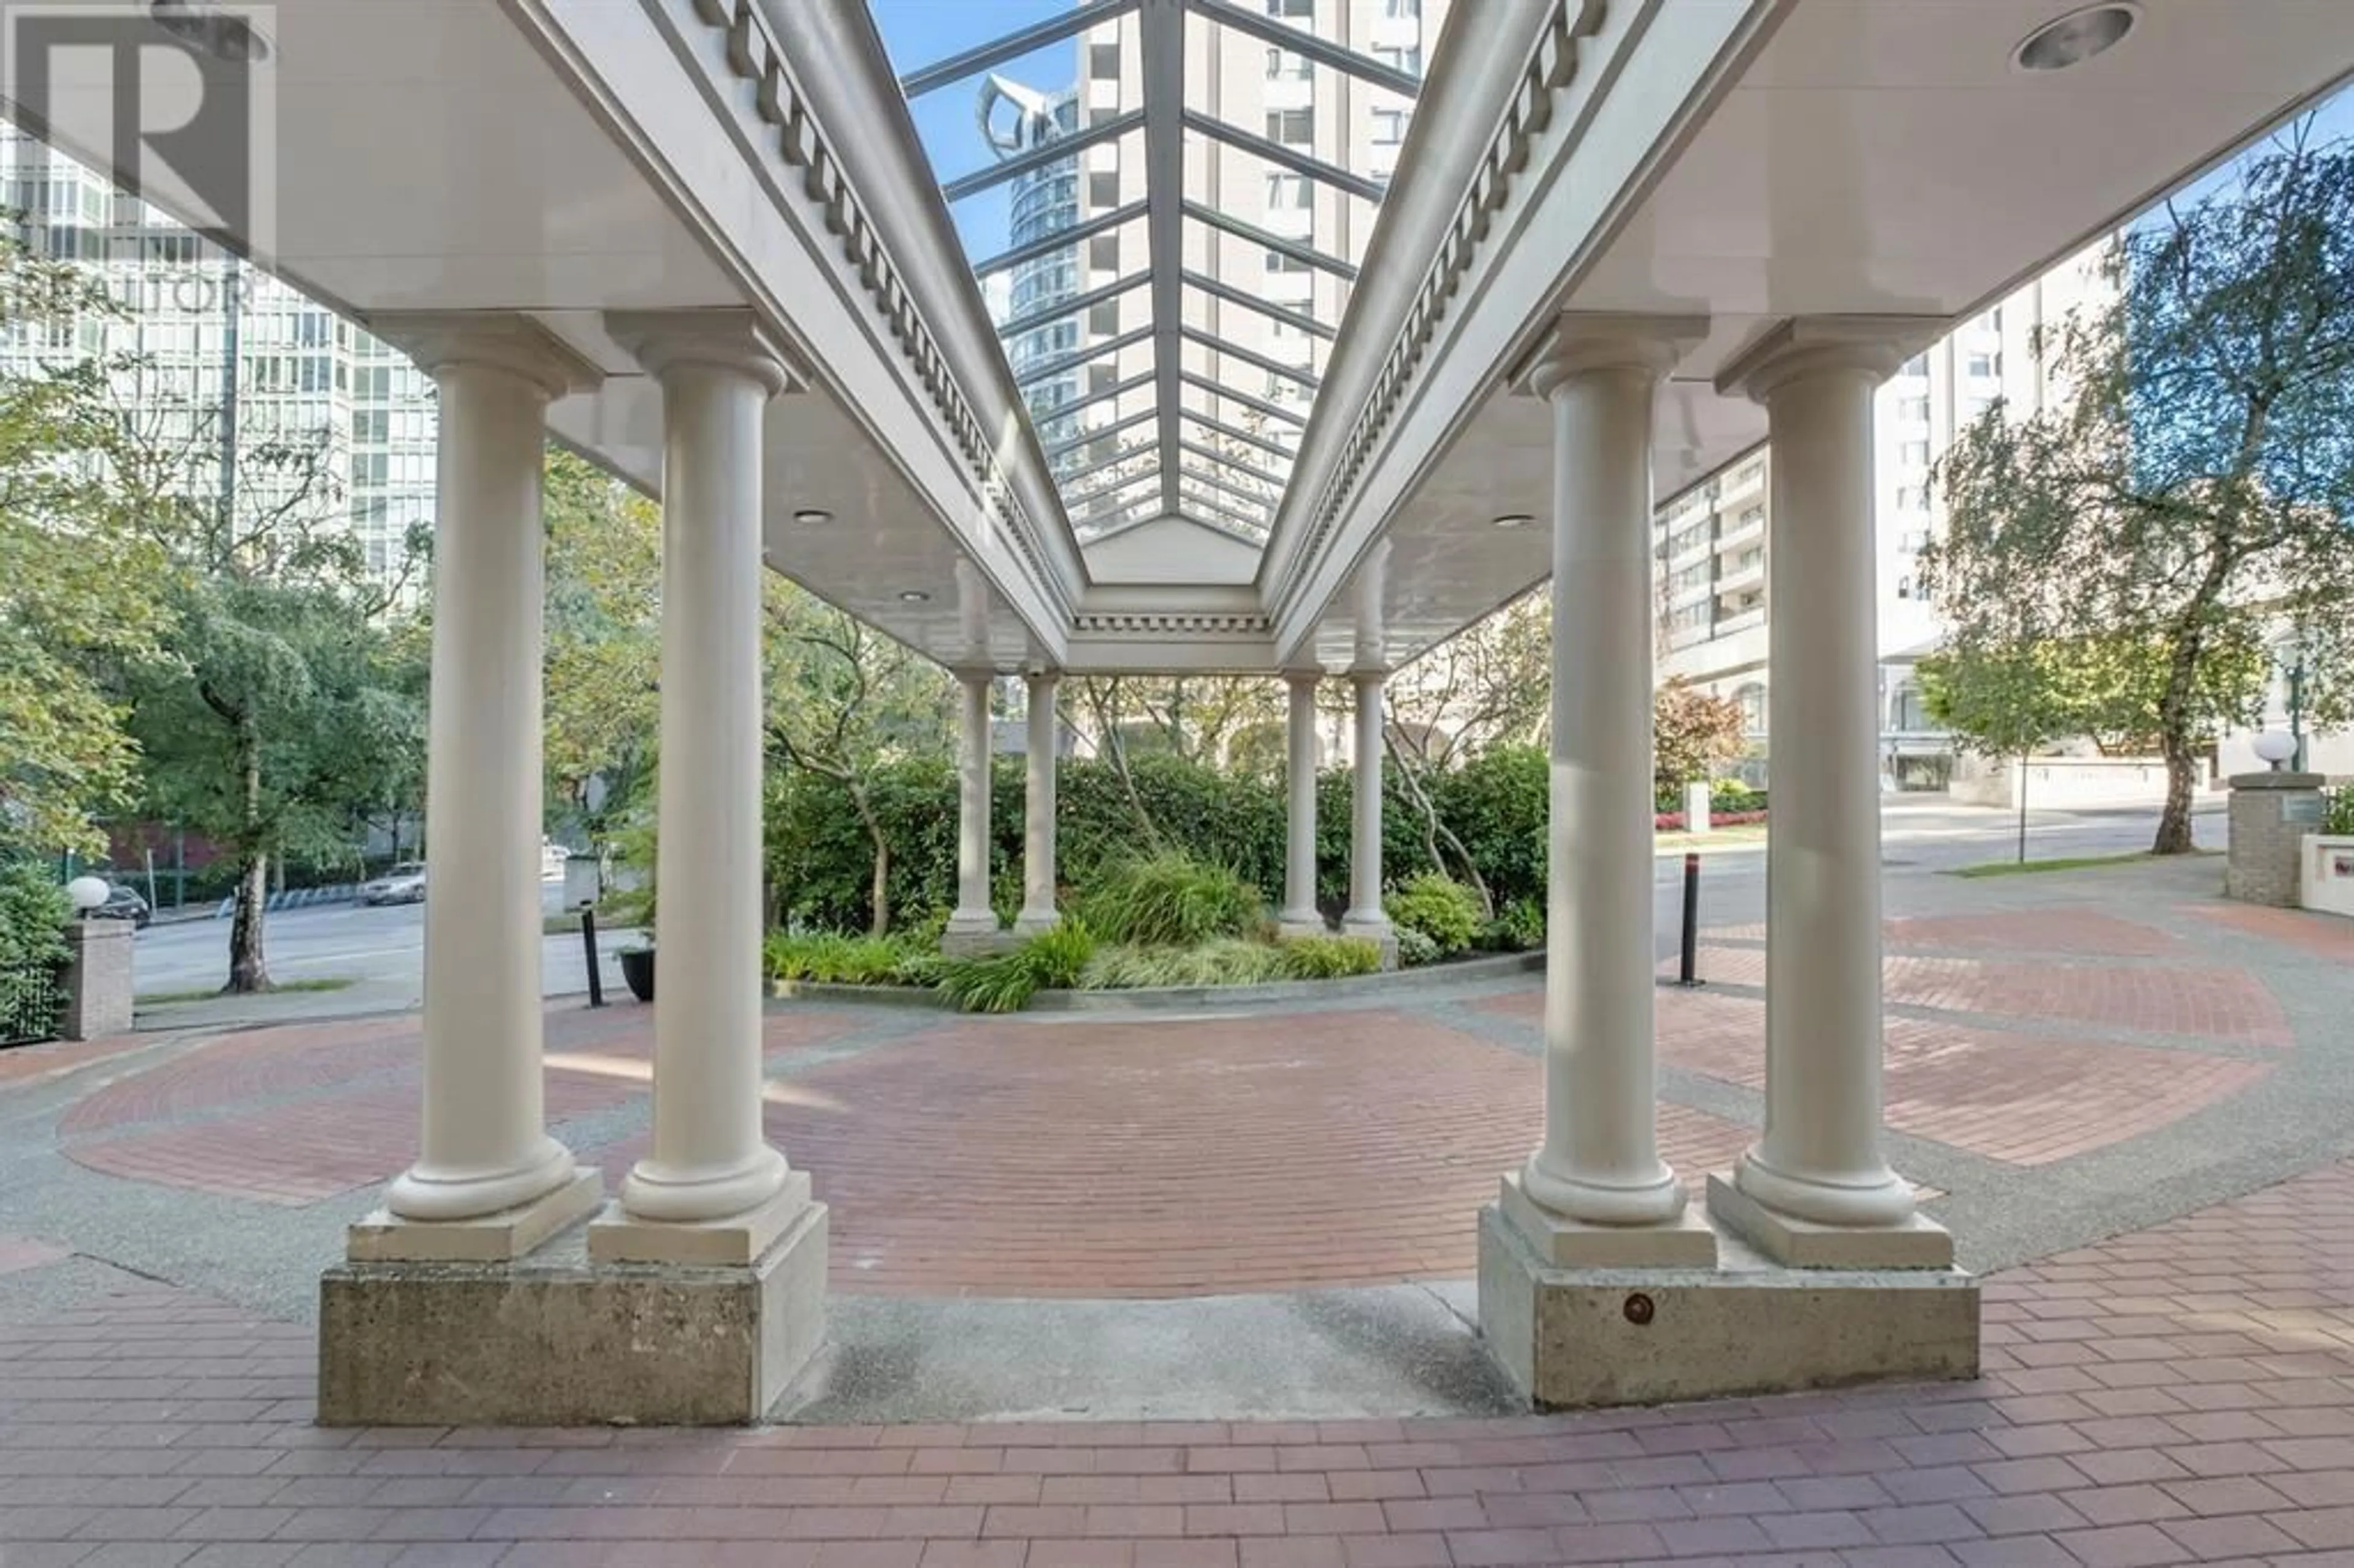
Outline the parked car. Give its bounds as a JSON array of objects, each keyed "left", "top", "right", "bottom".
[
  {"left": 359, "top": 862, "right": 427, "bottom": 906},
  {"left": 90, "top": 883, "right": 150, "bottom": 929}
]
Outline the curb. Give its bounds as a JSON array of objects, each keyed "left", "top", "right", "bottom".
[{"left": 766, "top": 949, "right": 1543, "bottom": 1015}]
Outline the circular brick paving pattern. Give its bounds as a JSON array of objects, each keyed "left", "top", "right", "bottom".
[{"left": 582, "top": 1009, "right": 1750, "bottom": 1299}]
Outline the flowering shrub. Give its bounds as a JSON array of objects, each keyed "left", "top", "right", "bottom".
[{"left": 1653, "top": 809, "right": 1769, "bottom": 832}]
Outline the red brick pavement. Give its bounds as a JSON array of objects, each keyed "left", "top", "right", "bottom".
[
  {"left": 581, "top": 1012, "right": 1753, "bottom": 1298},
  {"left": 55, "top": 1008, "right": 858, "bottom": 1208},
  {"left": 1882, "top": 911, "right": 2186, "bottom": 958},
  {"left": 16, "top": 1161, "right": 2354, "bottom": 1563},
  {"left": 2182, "top": 901, "right": 2354, "bottom": 961},
  {"left": 0, "top": 1029, "right": 156, "bottom": 1089},
  {"left": 1640, "top": 947, "right": 2291, "bottom": 1048},
  {"left": 1482, "top": 986, "right": 2274, "bottom": 1167}
]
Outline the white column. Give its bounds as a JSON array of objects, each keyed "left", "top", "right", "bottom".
[
  {"left": 369, "top": 316, "right": 601, "bottom": 1254},
  {"left": 1711, "top": 318, "right": 1951, "bottom": 1266},
  {"left": 1341, "top": 671, "right": 1390, "bottom": 940},
  {"left": 947, "top": 671, "right": 998, "bottom": 939},
  {"left": 1511, "top": 320, "right": 1706, "bottom": 1248},
  {"left": 1279, "top": 671, "right": 1323, "bottom": 934},
  {"left": 1014, "top": 672, "right": 1060, "bottom": 935},
  {"left": 598, "top": 311, "right": 799, "bottom": 1246}
]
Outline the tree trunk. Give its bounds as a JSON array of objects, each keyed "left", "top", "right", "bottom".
[
  {"left": 226, "top": 850, "right": 270, "bottom": 993},
  {"left": 2155, "top": 731, "right": 2200, "bottom": 855},
  {"left": 850, "top": 782, "right": 890, "bottom": 937},
  {"left": 2152, "top": 611, "right": 2217, "bottom": 856},
  {"left": 224, "top": 735, "right": 271, "bottom": 993},
  {"left": 1385, "top": 733, "right": 1493, "bottom": 916}
]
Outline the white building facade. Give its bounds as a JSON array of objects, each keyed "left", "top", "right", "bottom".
[
  {"left": 0, "top": 129, "right": 438, "bottom": 582},
  {"left": 1653, "top": 246, "right": 2111, "bottom": 790}
]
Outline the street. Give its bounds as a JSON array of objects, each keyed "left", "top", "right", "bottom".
[
  {"left": 124, "top": 796, "right": 2216, "bottom": 1008},
  {"left": 131, "top": 875, "right": 639, "bottom": 1011}
]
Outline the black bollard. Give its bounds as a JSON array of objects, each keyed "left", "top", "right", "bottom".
[
  {"left": 1677, "top": 851, "right": 1702, "bottom": 988},
  {"left": 581, "top": 907, "right": 605, "bottom": 1008}
]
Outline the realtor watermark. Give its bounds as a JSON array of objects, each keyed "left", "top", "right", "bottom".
[{"left": 0, "top": 1, "right": 276, "bottom": 261}]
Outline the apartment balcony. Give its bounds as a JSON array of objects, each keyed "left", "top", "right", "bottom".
[
  {"left": 1713, "top": 606, "right": 1767, "bottom": 636},
  {"left": 1716, "top": 557, "right": 1765, "bottom": 595},
  {"left": 1714, "top": 511, "right": 1765, "bottom": 552}
]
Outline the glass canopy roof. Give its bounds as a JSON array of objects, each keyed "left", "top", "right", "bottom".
[{"left": 872, "top": 0, "right": 1433, "bottom": 550}]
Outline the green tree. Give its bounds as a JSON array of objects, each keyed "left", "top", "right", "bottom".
[
  {"left": 763, "top": 585, "right": 953, "bottom": 935},
  {"left": 1921, "top": 125, "right": 2354, "bottom": 853},
  {"left": 543, "top": 451, "right": 660, "bottom": 839},
  {"left": 0, "top": 232, "right": 173, "bottom": 854},
  {"left": 1917, "top": 644, "right": 2073, "bottom": 863},
  {"left": 104, "top": 351, "right": 424, "bottom": 992}
]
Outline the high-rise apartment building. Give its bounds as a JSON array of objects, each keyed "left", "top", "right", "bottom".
[
  {"left": 972, "top": 0, "right": 1444, "bottom": 549},
  {"left": 1652, "top": 245, "right": 2111, "bottom": 788},
  {"left": 0, "top": 128, "right": 438, "bottom": 584}
]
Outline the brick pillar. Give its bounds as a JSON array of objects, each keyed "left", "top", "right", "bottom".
[
  {"left": 59, "top": 919, "right": 133, "bottom": 1040},
  {"left": 2225, "top": 771, "right": 2325, "bottom": 907}
]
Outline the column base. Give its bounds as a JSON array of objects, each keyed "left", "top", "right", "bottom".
[
  {"left": 1277, "top": 914, "right": 1330, "bottom": 940},
  {"left": 1011, "top": 907, "right": 1061, "bottom": 937},
  {"left": 348, "top": 1168, "right": 604, "bottom": 1263},
  {"left": 1707, "top": 1171, "right": 1955, "bottom": 1269},
  {"left": 590, "top": 1170, "right": 813, "bottom": 1265},
  {"left": 319, "top": 1198, "right": 828, "bottom": 1426},
  {"left": 943, "top": 910, "right": 1011, "bottom": 956},
  {"left": 1497, "top": 1173, "right": 1716, "bottom": 1268},
  {"left": 1339, "top": 915, "right": 1398, "bottom": 969},
  {"left": 1477, "top": 1205, "right": 1977, "bottom": 1410}
]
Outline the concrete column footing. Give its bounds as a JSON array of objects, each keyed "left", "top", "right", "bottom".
[
  {"left": 1477, "top": 1204, "right": 1978, "bottom": 1410},
  {"left": 319, "top": 1200, "right": 829, "bottom": 1426}
]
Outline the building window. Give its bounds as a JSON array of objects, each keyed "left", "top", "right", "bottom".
[
  {"left": 1373, "top": 43, "right": 1424, "bottom": 77},
  {"left": 1901, "top": 354, "right": 1928, "bottom": 378},
  {"left": 1382, "top": 0, "right": 1420, "bottom": 15},
  {"left": 1967, "top": 351, "right": 2001, "bottom": 378},
  {"left": 1896, "top": 576, "right": 1915, "bottom": 600},
  {"left": 1266, "top": 109, "right": 1312, "bottom": 145},
  {"left": 1895, "top": 485, "right": 1928, "bottom": 511},
  {"left": 1897, "top": 395, "right": 1929, "bottom": 422},
  {"left": 1265, "top": 249, "right": 1308, "bottom": 273},
  {"left": 1088, "top": 302, "right": 1119, "bottom": 335},
  {"left": 1371, "top": 107, "right": 1410, "bottom": 146},
  {"left": 1088, "top": 172, "right": 1118, "bottom": 208},
  {"left": 1900, "top": 440, "right": 1930, "bottom": 468},
  {"left": 1089, "top": 42, "right": 1119, "bottom": 80},
  {"left": 1266, "top": 0, "right": 1312, "bottom": 15},
  {"left": 1900, "top": 528, "right": 1930, "bottom": 552},
  {"left": 1265, "top": 46, "right": 1310, "bottom": 80},
  {"left": 1265, "top": 173, "right": 1310, "bottom": 210}
]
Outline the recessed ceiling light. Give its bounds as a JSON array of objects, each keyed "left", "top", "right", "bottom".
[
  {"left": 898, "top": 590, "right": 930, "bottom": 604},
  {"left": 793, "top": 508, "right": 831, "bottom": 526},
  {"left": 1493, "top": 513, "right": 1535, "bottom": 530},
  {"left": 2013, "top": 4, "right": 2137, "bottom": 72}
]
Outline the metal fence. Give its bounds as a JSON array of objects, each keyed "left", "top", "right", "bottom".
[{"left": 0, "top": 962, "right": 64, "bottom": 1048}]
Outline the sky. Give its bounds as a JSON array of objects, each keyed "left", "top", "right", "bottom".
[{"left": 868, "top": 0, "right": 1084, "bottom": 263}]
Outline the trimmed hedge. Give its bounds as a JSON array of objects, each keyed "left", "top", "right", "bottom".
[{"left": 766, "top": 744, "right": 1753, "bottom": 939}]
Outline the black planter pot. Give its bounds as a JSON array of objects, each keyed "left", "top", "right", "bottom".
[{"left": 619, "top": 946, "right": 655, "bottom": 1003}]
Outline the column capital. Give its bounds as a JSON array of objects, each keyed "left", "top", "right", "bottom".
[
  {"left": 1348, "top": 666, "right": 1389, "bottom": 688},
  {"left": 604, "top": 308, "right": 807, "bottom": 398},
  {"left": 1511, "top": 313, "right": 1708, "bottom": 400},
  {"left": 368, "top": 311, "right": 603, "bottom": 400},
  {"left": 1282, "top": 668, "right": 1325, "bottom": 690},
  {"left": 950, "top": 663, "right": 1000, "bottom": 688},
  {"left": 1023, "top": 668, "right": 1061, "bottom": 690},
  {"left": 1714, "top": 315, "right": 1947, "bottom": 404}
]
